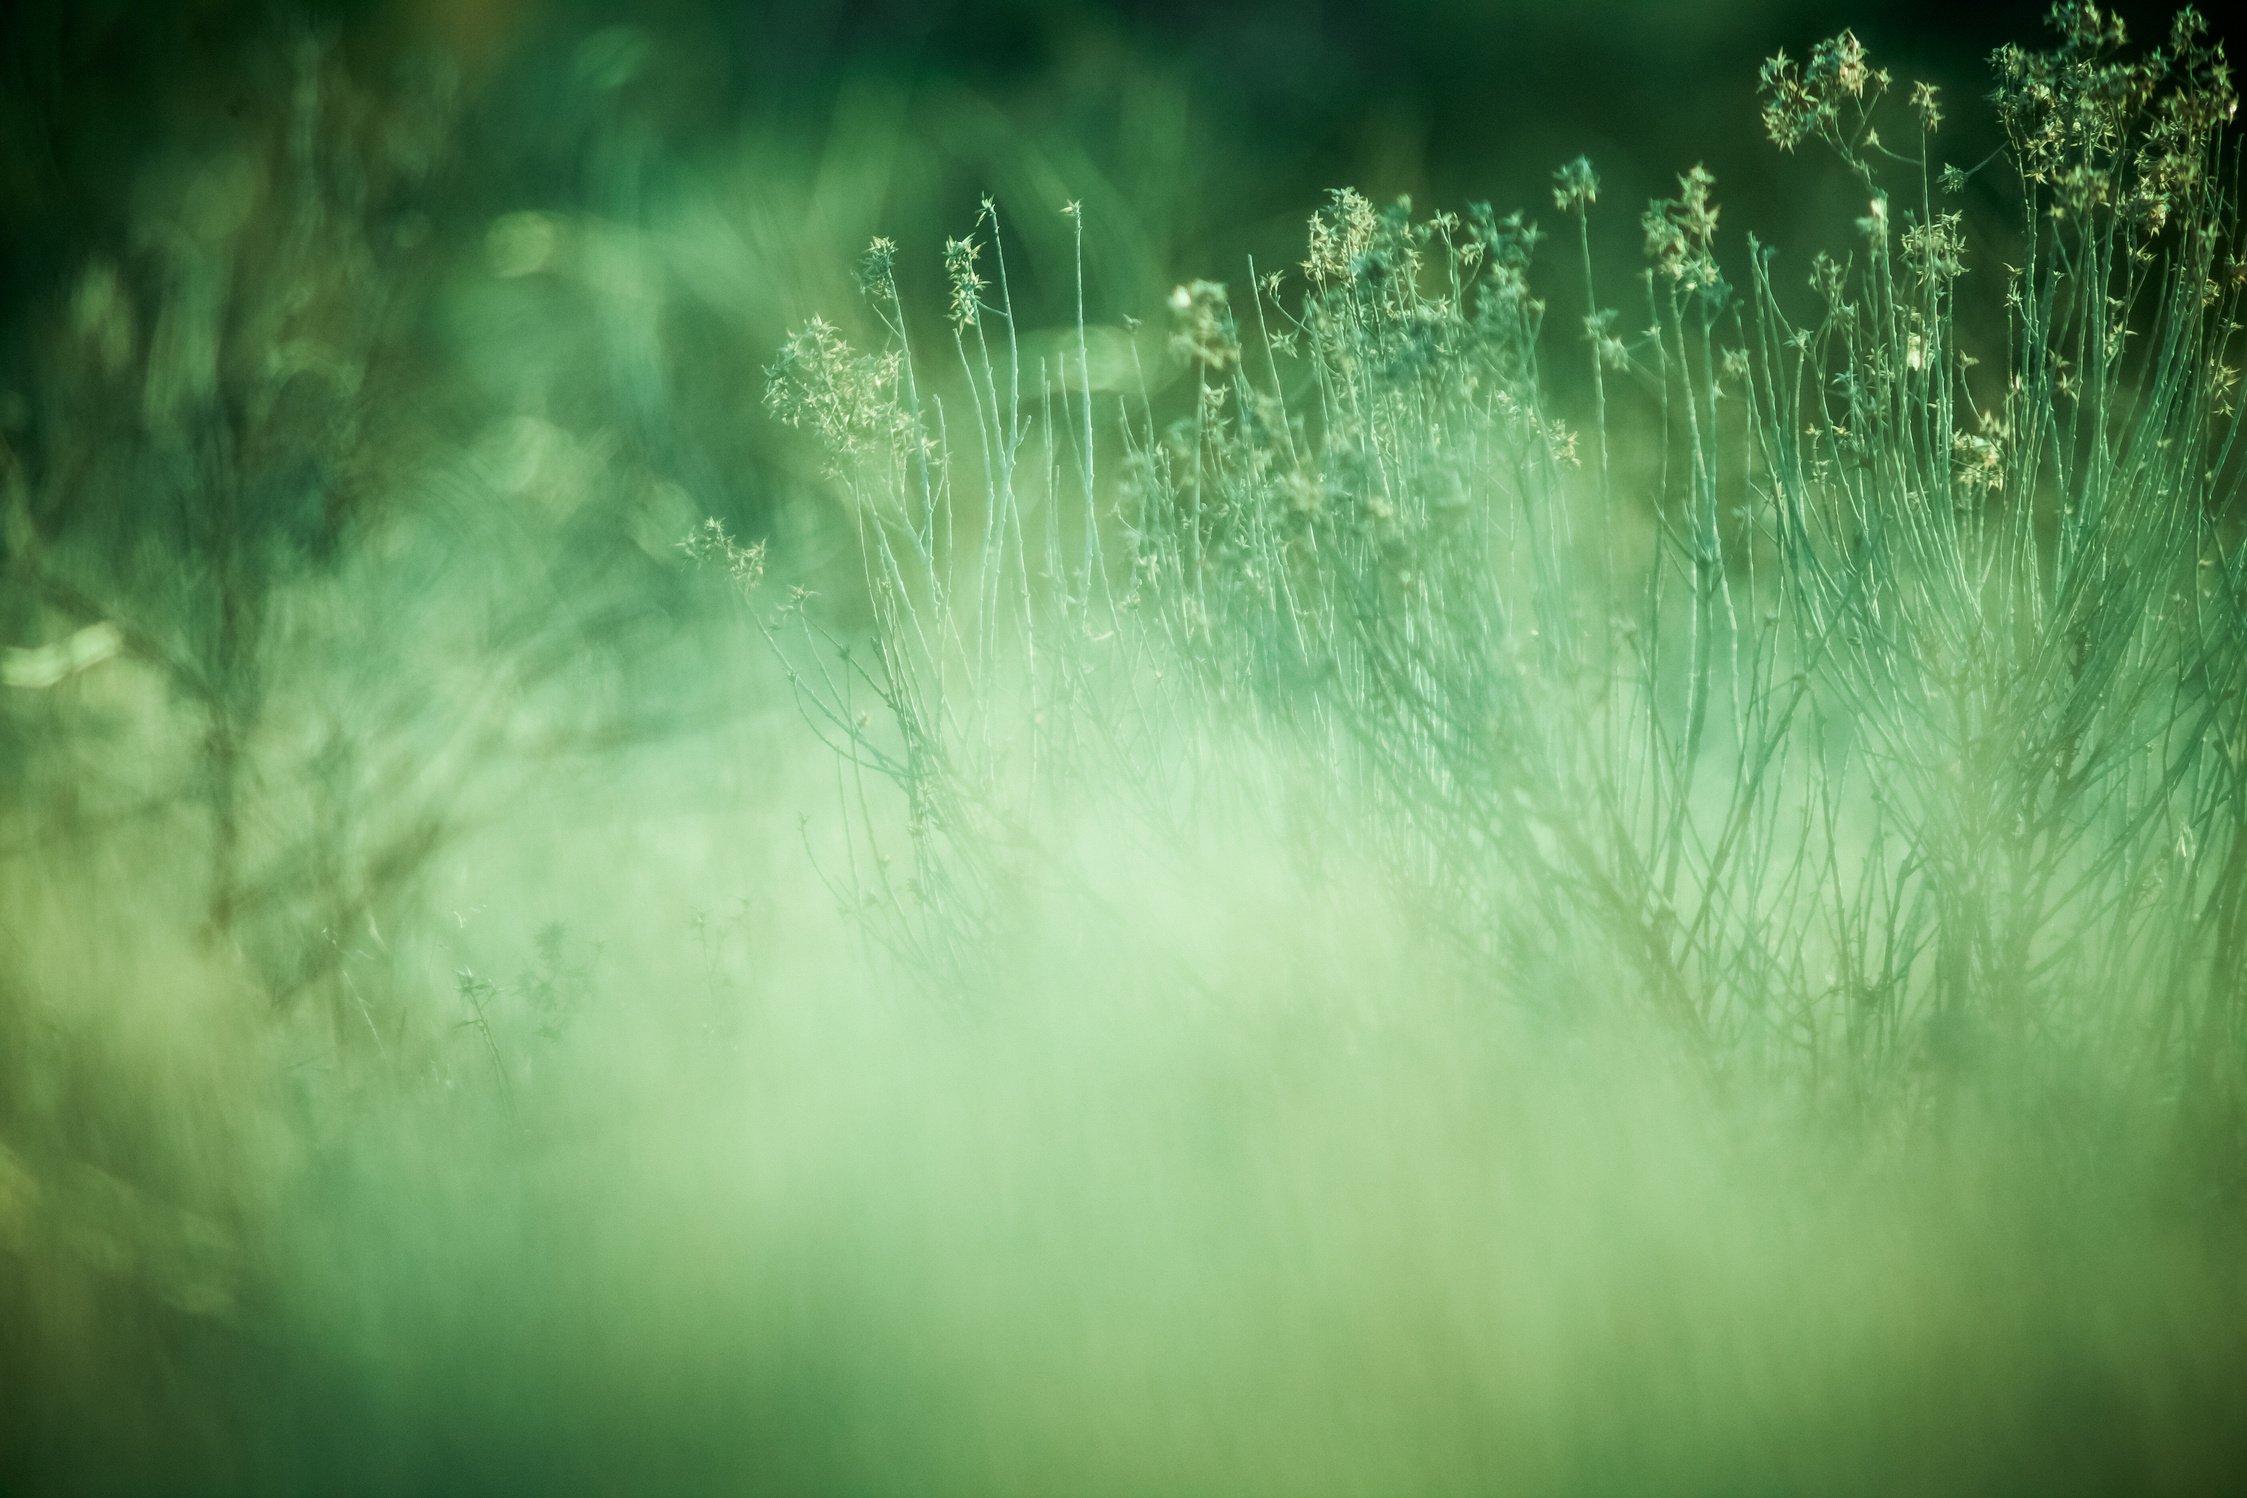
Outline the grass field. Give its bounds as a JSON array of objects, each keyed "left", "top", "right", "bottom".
[{"left": 5, "top": 4, "right": 2247, "bottom": 1493}]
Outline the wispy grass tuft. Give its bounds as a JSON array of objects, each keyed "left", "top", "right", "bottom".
[{"left": 743, "top": 3, "right": 2247, "bottom": 1141}]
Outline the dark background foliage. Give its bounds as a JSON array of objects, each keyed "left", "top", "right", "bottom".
[
  {"left": 4, "top": 0, "right": 2227, "bottom": 324},
  {"left": 7, "top": 0, "right": 2225, "bottom": 566}
]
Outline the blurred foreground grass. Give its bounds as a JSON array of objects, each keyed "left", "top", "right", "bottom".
[{"left": 9, "top": 787, "right": 2246, "bottom": 1495}]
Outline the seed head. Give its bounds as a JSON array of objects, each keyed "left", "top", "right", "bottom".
[
  {"left": 944, "top": 236, "right": 986, "bottom": 331},
  {"left": 1552, "top": 156, "right": 1600, "bottom": 213},
  {"left": 1911, "top": 81, "right": 1943, "bottom": 131}
]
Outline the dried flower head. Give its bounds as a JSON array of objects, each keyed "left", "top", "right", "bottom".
[
  {"left": 1169, "top": 279, "right": 1240, "bottom": 372},
  {"left": 943, "top": 235, "right": 986, "bottom": 330},
  {"left": 1304, "top": 188, "right": 1380, "bottom": 286},
  {"left": 679, "top": 517, "right": 769, "bottom": 587},
  {"left": 1553, "top": 156, "right": 1600, "bottom": 214},
  {"left": 1911, "top": 81, "right": 1944, "bottom": 131},
  {"left": 1760, "top": 30, "right": 1878, "bottom": 153},
  {"left": 1643, "top": 166, "right": 1723, "bottom": 290},
  {"left": 856, "top": 236, "right": 899, "bottom": 301}
]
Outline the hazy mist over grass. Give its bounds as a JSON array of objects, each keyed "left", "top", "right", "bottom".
[{"left": 6, "top": 3, "right": 2247, "bottom": 1493}]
